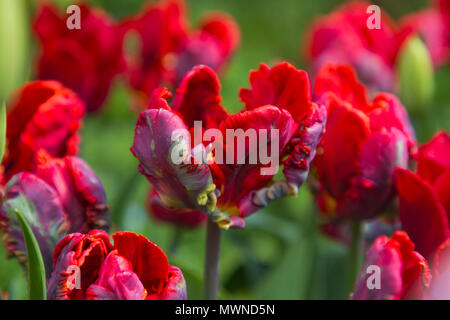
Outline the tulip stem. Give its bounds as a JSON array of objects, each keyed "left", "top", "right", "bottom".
[
  {"left": 111, "top": 171, "right": 141, "bottom": 226},
  {"left": 168, "top": 227, "right": 183, "bottom": 258},
  {"left": 204, "top": 219, "right": 221, "bottom": 300},
  {"left": 349, "top": 221, "right": 363, "bottom": 293}
]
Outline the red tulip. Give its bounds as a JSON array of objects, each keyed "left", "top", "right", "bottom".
[
  {"left": 395, "top": 131, "right": 450, "bottom": 259},
  {"left": 132, "top": 64, "right": 323, "bottom": 228},
  {"left": 47, "top": 230, "right": 187, "bottom": 300},
  {"left": 121, "top": 0, "right": 239, "bottom": 103},
  {"left": 1, "top": 81, "right": 85, "bottom": 183},
  {"left": 33, "top": 3, "right": 125, "bottom": 112},
  {"left": 313, "top": 64, "right": 416, "bottom": 220},
  {"left": 438, "top": 0, "right": 450, "bottom": 34},
  {"left": 306, "top": 1, "right": 400, "bottom": 92},
  {"left": 398, "top": 0, "right": 449, "bottom": 67},
  {"left": 306, "top": 1, "right": 450, "bottom": 92},
  {"left": 352, "top": 231, "right": 431, "bottom": 300},
  {"left": 239, "top": 62, "right": 327, "bottom": 193},
  {"left": 393, "top": 131, "right": 450, "bottom": 298}
]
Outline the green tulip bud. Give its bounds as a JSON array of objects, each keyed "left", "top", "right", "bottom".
[{"left": 396, "top": 36, "right": 434, "bottom": 114}]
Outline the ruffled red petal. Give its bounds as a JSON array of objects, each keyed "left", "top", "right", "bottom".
[
  {"left": 395, "top": 168, "right": 450, "bottom": 259},
  {"left": 417, "top": 131, "right": 450, "bottom": 184},
  {"left": 172, "top": 65, "right": 228, "bottom": 130},
  {"left": 199, "top": 12, "right": 240, "bottom": 59},
  {"left": 47, "top": 230, "right": 113, "bottom": 299},
  {"left": 239, "top": 62, "right": 314, "bottom": 122},
  {"left": 314, "top": 103, "right": 371, "bottom": 200},
  {"left": 314, "top": 63, "right": 369, "bottom": 110},
  {"left": 3, "top": 81, "right": 85, "bottom": 182},
  {"left": 215, "top": 106, "right": 296, "bottom": 216},
  {"left": 86, "top": 251, "right": 147, "bottom": 300},
  {"left": 113, "top": 231, "right": 169, "bottom": 296}
]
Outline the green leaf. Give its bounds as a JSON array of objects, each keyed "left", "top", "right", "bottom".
[
  {"left": 0, "top": 101, "right": 6, "bottom": 163},
  {"left": 14, "top": 209, "right": 47, "bottom": 300}
]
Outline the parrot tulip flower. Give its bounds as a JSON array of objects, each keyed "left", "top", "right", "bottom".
[
  {"left": 398, "top": 0, "right": 449, "bottom": 67},
  {"left": 393, "top": 133, "right": 450, "bottom": 300},
  {"left": 131, "top": 63, "right": 325, "bottom": 229},
  {"left": 1, "top": 81, "right": 85, "bottom": 183},
  {"left": 395, "top": 131, "right": 450, "bottom": 259},
  {"left": 312, "top": 64, "right": 416, "bottom": 220},
  {"left": 239, "top": 62, "right": 327, "bottom": 193},
  {"left": 47, "top": 230, "right": 187, "bottom": 300},
  {"left": 306, "top": 1, "right": 400, "bottom": 92},
  {"left": 352, "top": 231, "right": 431, "bottom": 300},
  {"left": 121, "top": 0, "right": 239, "bottom": 104},
  {"left": 306, "top": 0, "right": 450, "bottom": 93},
  {"left": 33, "top": 3, "right": 125, "bottom": 112}
]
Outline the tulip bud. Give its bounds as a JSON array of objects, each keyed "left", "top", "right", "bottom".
[
  {"left": 396, "top": 36, "right": 434, "bottom": 114},
  {"left": 0, "top": 0, "right": 28, "bottom": 101}
]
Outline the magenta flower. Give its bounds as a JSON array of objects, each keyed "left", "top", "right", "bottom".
[{"left": 352, "top": 231, "right": 430, "bottom": 300}]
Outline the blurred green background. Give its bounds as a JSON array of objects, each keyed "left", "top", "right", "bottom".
[{"left": 0, "top": 0, "right": 448, "bottom": 300}]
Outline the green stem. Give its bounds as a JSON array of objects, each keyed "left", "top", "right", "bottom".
[
  {"left": 111, "top": 171, "right": 141, "bottom": 226},
  {"left": 168, "top": 227, "right": 183, "bottom": 258},
  {"left": 349, "top": 221, "right": 363, "bottom": 293},
  {"left": 204, "top": 219, "right": 221, "bottom": 300},
  {"left": 305, "top": 210, "right": 318, "bottom": 300}
]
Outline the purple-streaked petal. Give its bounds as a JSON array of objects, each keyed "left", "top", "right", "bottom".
[
  {"left": 0, "top": 172, "right": 67, "bottom": 276},
  {"left": 131, "top": 108, "right": 216, "bottom": 214}
]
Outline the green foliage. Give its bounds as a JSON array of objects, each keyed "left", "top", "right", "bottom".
[
  {"left": 0, "top": 102, "right": 6, "bottom": 163},
  {"left": 0, "top": 0, "right": 28, "bottom": 102},
  {"left": 14, "top": 208, "right": 47, "bottom": 300}
]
